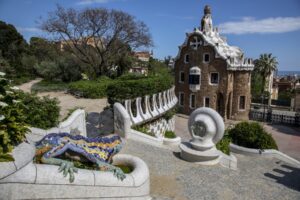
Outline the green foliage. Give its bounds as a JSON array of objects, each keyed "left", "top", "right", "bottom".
[
  {"left": 0, "top": 21, "right": 28, "bottom": 74},
  {"left": 278, "top": 89, "right": 293, "bottom": 101},
  {"left": 68, "top": 76, "right": 113, "bottom": 98},
  {"left": 34, "top": 56, "right": 82, "bottom": 82},
  {"left": 0, "top": 73, "right": 28, "bottom": 161},
  {"left": 0, "top": 153, "right": 15, "bottom": 162},
  {"left": 132, "top": 125, "right": 154, "bottom": 137},
  {"left": 251, "top": 72, "right": 264, "bottom": 98},
  {"left": 17, "top": 91, "right": 60, "bottom": 129},
  {"left": 148, "top": 58, "right": 171, "bottom": 75},
  {"left": 31, "top": 80, "right": 69, "bottom": 92},
  {"left": 163, "top": 107, "right": 177, "bottom": 121},
  {"left": 253, "top": 53, "right": 278, "bottom": 94},
  {"left": 216, "top": 131, "right": 231, "bottom": 155},
  {"left": 107, "top": 74, "right": 173, "bottom": 105},
  {"left": 228, "top": 121, "right": 278, "bottom": 150},
  {"left": 115, "top": 165, "right": 133, "bottom": 174},
  {"left": 164, "top": 130, "right": 176, "bottom": 139}
]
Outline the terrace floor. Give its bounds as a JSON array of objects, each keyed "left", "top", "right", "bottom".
[{"left": 122, "top": 138, "right": 300, "bottom": 200}]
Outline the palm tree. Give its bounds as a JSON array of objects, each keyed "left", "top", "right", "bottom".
[
  {"left": 254, "top": 53, "right": 278, "bottom": 106},
  {"left": 255, "top": 53, "right": 278, "bottom": 91}
]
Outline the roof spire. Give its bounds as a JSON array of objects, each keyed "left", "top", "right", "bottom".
[{"left": 201, "top": 5, "right": 213, "bottom": 33}]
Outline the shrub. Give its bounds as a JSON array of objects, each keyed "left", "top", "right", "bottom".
[
  {"left": 164, "top": 130, "right": 176, "bottom": 139},
  {"left": 34, "top": 56, "right": 82, "bottom": 82},
  {"left": 31, "top": 80, "right": 69, "bottom": 92},
  {"left": 163, "top": 107, "right": 177, "bottom": 121},
  {"left": 216, "top": 131, "right": 231, "bottom": 155},
  {"left": 107, "top": 74, "right": 173, "bottom": 105},
  {"left": 17, "top": 91, "right": 60, "bottom": 129},
  {"left": 68, "top": 76, "right": 112, "bottom": 99},
  {"left": 0, "top": 73, "right": 28, "bottom": 161},
  {"left": 132, "top": 125, "right": 154, "bottom": 137},
  {"left": 228, "top": 121, "right": 278, "bottom": 150}
]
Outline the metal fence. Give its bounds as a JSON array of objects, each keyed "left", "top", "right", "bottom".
[{"left": 249, "top": 109, "right": 300, "bottom": 126}]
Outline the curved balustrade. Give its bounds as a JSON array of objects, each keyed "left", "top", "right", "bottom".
[{"left": 124, "top": 86, "right": 178, "bottom": 125}]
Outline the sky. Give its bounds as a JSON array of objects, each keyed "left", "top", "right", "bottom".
[{"left": 0, "top": 0, "right": 300, "bottom": 71}]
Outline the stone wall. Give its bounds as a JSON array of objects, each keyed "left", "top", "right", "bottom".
[{"left": 231, "top": 71, "right": 251, "bottom": 120}]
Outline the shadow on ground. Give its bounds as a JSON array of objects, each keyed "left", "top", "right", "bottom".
[
  {"left": 265, "top": 163, "right": 300, "bottom": 192},
  {"left": 86, "top": 109, "right": 114, "bottom": 138},
  {"left": 266, "top": 124, "right": 300, "bottom": 137}
]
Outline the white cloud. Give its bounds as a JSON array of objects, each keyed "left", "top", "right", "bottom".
[
  {"left": 218, "top": 17, "right": 300, "bottom": 34},
  {"left": 16, "top": 27, "right": 42, "bottom": 33}
]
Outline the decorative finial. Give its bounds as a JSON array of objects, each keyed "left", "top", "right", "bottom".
[
  {"left": 204, "top": 5, "right": 211, "bottom": 15},
  {"left": 201, "top": 5, "right": 213, "bottom": 33}
]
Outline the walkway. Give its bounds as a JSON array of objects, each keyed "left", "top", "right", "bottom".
[
  {"left": 18, "top": 79, "right": 108, "bottom": 120},
  {"left": 122, "top": 139, "right": 300, "bottom": 200}
]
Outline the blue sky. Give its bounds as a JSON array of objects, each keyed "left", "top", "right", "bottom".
[{"left": 0, "top": 0, "right": 300, "bottom": 71}]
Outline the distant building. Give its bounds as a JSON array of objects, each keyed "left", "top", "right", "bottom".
[
  {"left": 272, "top": 75, "right": 299, "bottom": 100},
  {"left": 174, "top": 5, "right": 254, "bottom": 120},
  {"left": 129, "top": 51, "right": 153, "bottom": 75},
  {"left": 57, "top": 37, "right": 104, "bottom": 51},
  {"left": 294, "top": 83, "right": 300, "bottom": 112},
  {"left": 133, "top": 51, "right": 152, "bottom": 62}
]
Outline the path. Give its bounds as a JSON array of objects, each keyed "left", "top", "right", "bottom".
[
  {"left": 122, "top": 139, "right": 300, "bottom": 200},
  {"left": 17, "top": 79, "right": 108, "bottom": 120}
]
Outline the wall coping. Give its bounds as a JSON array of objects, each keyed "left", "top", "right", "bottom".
[{"left": 230, "top": 143, "right": 300, "bottom": 168}]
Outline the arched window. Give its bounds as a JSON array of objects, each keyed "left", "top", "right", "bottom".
[{"left": 184, "top": 54, "right": 190, "bottom": 63}]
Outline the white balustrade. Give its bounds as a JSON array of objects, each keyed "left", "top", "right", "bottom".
[
  {"left": 123, "top": 87, "right": 178, "bottom": 126},
  {"left": 157, "top": 92, "right": 165, "bottom": 113},
  {"left": 149, "top": 94, "right": 159, "bottom": 118}
]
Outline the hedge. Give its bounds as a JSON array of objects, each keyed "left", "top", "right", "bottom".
[
  {"left": 228, "top": 121, "right": 278, "bottom": 150},
  {"left": 107, "top": 74, "right": 173, "bottom": 105},
  {"left": 18, "top": 91, "right": 60, "bottom": 129},
  {"left": 68, "top": 76, "right": 112, "bottom": 99}
]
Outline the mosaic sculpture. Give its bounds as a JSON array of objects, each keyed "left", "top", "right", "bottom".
[{"left": 35, "top": 133, "right": 125, "bottom": 182}]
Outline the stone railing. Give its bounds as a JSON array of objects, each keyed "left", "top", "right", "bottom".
[
  {"left": 28, "top": 109, "right": 87, "bottom": 142},
  {"left": 124, "top": 86, "right": 177, "bottom": 126},
  {"left": 114, "top": 86, "right": 180, "bottom": 146}
]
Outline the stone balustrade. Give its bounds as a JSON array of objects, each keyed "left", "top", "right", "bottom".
[{"left": 124, "top": 86, "right": 177, "bottom": 126}]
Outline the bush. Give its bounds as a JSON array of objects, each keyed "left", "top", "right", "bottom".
[
  {"left": 31, "top": 80, "right": 69, "bottom": 92},
  {"left": 68, "top": 76, "right": 112, "bottom": 98},
  {"left": 164, "top": 130, "right": 176, "bottom": 139},
  {"left": 34, "top": 56, "right": 82, "bottom": 82},
  {"left": 0, "top": 73, "right": 28, "bottom": 161},
  {"left": 216, "top": 131, "right": 231, "bottom": 155},
  {"left": 107, "top": 74, "right": 173, "bottom": 105},
  {"left": 17, "top": 91, "right": 60, "bottom": 129},
  {"left": 228, "top": 121, "right": 278, "bottom": 150}
]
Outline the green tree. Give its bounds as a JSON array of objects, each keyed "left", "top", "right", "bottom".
[
  {"left": 148, "top": 58, "right": 171, "bottom": 75},
  {"left": 0, "top": 21, "right": 28, "bottom": 75},
  {"left": 40, "top": 5, "right": 153, "bottom": 78},
  {"left": 254, "top": 53, "right": 278, "bottom": 93}
]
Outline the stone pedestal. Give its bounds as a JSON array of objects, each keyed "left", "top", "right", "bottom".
[{"left": 180, "top": 107, "right": 224, "bottom": 165}]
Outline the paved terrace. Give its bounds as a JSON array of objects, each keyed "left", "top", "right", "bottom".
[{"left": 122, "top": 139, "right": 300, "bottom": 200}]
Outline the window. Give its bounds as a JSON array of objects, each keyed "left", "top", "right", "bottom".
[
  {"left": 179, "top": 71, "right": 185, "bottom": 83},
  {"left": 204, "top": 97, "right": 210, "bottom": 107},
  {"left": 189, "top": 74, "right": 200, "bottom": 84},
  {"left": 190, "top": 94, "right": 196, "bottom": 108},
  {"left": 179, "top": 92, "right": 184, "bottom": 106},
  {"left": 203, "top": 53, "right": 210, "bottom": 63},
  {"left": 184, "top": 54, "right": 189, "bottom": 63},
  {"left": 210, "top": 72, "right": 219, "bottom": 84},
  {"left": 239, "top": 96, "right": 246, "bottom": 110}
]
